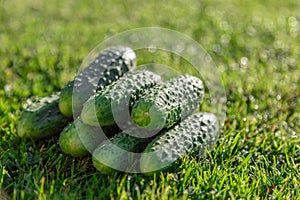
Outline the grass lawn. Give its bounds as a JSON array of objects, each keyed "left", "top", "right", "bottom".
[{"left": 1, "top": 0, "right": 299, "bottom": 199}]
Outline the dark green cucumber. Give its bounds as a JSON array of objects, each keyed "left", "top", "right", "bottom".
[
  {"left": 92, "top": 131, "right": 154, "bottom": 174},
  {"left": 59, "top": 117, "right": 120, "bottom": 157},
  {"left": 140, "top": 112, "right": 219, "bottom": 173},
  {"left": 131, "top": 75, "right": 204, "bottom": 130},
  {"left": 81, "top": 70, "right": 162, "bottom": 127},
  {"left": 17, "top": 93, "right": 71, "bottom": 139},
  {"left": 59, "top": 46, "right": 137, "bottom": 117}
]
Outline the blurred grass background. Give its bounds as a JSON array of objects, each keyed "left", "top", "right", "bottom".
[{"left": 0, "top": 0, "right": 299, "bottom": 199}]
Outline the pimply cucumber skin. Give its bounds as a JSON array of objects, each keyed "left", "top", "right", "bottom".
[
  {"left": 59, "top": 118, "right": 120, "bottom": 157},
  {"left": 17, "top": 94, "right": 71, "bottom": 139},
  {"left": 59, "top": 46, "right": 137, "bottom": 117},
  {"left": 81, "top": 70, "right": 162, "bottom": 127},
  {"left": 140, "top": 112, "right": 219, "bottom": 174},
  {"left": 92, "top": 132, "right": 154, "bottom": 174},
  {"left": 131, "top": 75, "right": 204, "bottom": 130}
]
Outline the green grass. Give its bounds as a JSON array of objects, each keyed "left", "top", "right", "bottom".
[{"left": 1, "top": 0, "right": 300, "bottom": 199}]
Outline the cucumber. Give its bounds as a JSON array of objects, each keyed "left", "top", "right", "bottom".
[
  {"left": 92, "top": 131, "right": 154, "bottom": 174},
  {"left": 140, "top": 112, "right": 219, "bottom": 173},
  {"left": 59, "top": 117, "right": 120, "bottom": 157},
  {"left": 17, "top": 93, "right": 71, "bottom": 139},
  {"left": 59, "top": 46, "right": 137, "bottom": 117},
  {"left": 81, "top": 70, "right": 162, "bottom": 127},
  {"left": 131, "top": 75, "right": 204, "bottom": 131}
]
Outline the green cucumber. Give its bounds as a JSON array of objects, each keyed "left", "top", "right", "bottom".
[
  {"left": 59, "top": 46, "right": 137, "bottom": 117},
  {"left": 81, "top": 70, "right": 162, "bottom": 127},
  {"left": 140, "top": 112, "right": 219, "bottom": 173},
  {"left": 17, "top": 93, "right": 71, "bottom": 139},
  {"left": 131, "top": 75, "right": 204, "bottom": 130},
  {"left": 59, "top": 118, "right": 120, "bottom": 157},
  {"left": 92, "top": 131, "right": 154, "bottom": 174}
]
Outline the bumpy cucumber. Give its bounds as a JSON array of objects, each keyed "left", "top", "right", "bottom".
[
  {"left": 92, "top": 132, "right": 154, "bottom": 174},
  {"left": 59, "top": 118, "right": 120, "bottom": 157},
  {"left": 140, "top": 112, "right": 219, "bottom": 173},
  {"left": 17, "top": 93, "right": 71, "bottom": 139},
  {"left": 81, "top": 70, "right": 162, "bottom": 127},
  {"left": 59, "top": 46, "right": 137, "bottom": 117},
  {"left": 131, "top": 75, "right": 204, "bottom": 130}
]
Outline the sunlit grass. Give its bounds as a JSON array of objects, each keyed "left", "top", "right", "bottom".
[{"left": 0, "top": 0, "right": 299, "bottom": 199}]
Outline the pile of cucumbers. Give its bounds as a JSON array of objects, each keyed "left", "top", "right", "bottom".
[{"left": 17, "top": 46, "right": 219, "bottom": 174}]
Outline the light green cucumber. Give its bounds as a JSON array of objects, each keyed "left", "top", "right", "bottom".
[
  {"left": 59, "top": 46, "right": 137, "bottom": 117},
  {"left": 140, "top": 112, "right": 219, "bottom": 174},
  {"left": 17, "top": 93, "right": 71, "bottom": 139},
  {"left": 59, "top": 118, "right": 120, "bottom": 157},
  {"left": 92, "top": 131, "right": 154, "bottom": 174},
  {"left": 81, "top": 70, "right": 162, "bottom": 127},
  {"left": 131, "top": 75, "right": 204, "bottom": 130}
]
